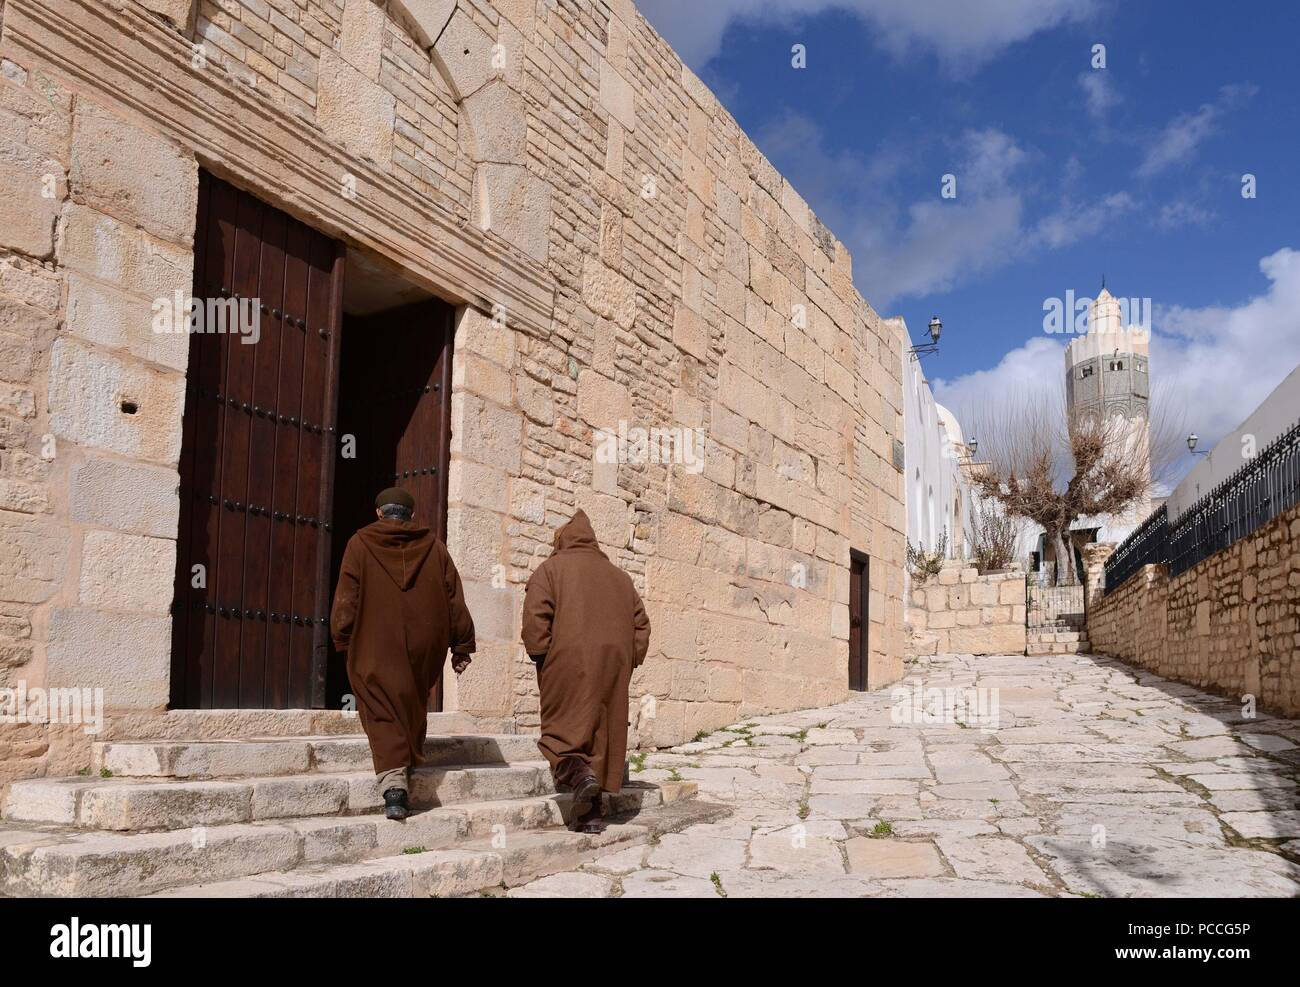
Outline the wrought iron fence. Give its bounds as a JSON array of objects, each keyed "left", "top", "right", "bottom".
[
  {"left": 1027, "top": 581, "right": 1085, "bottom": 627},
  {"left": 1168, "top": 420, "right": 1300, "bottom": 578},
  {"left": 1103, "top": 503, "right": 1168, "bottom": 595},
  {"left": 1104, "top": 419, "right": 1300, "bottom": 594}
]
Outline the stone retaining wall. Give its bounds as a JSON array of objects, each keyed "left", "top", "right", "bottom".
[
  {"left": 905, "top": 563, "right": 1026, "bottom": 656},
  {"left": 1088, "top": 502, "right": 1300, "bottom": 717}
]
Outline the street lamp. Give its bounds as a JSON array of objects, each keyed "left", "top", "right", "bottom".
[
  {"left": 910, "top": 316, "right": 942, "bottom": 360},
  {"left": 968, "top": 436, "right": 979, "bottom": 457},
  {"left": 1187, "top": 433, "right": 1208, "bottom": 457}
]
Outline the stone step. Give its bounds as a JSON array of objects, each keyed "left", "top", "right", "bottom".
[
  {"left": 0, "top": 782, "right": 697, "bottom": 897},
  {"left": 1027, "top": 630, "right": 1088, "bottom": 644},
  {"left": 3, "top": 762, "right": 556, "bottom": 830},
  {"left": 93, "top": 732, "right": 542, "bottom": 779},
  {"left": 96, "top": 709, "right": 518, "bottom": 743},
  {"left": 146, "top": 795, "right": 726, "bottom": 898},
  {"left": 1026, "top": 642, "right": 1091, "bottom": 656}
]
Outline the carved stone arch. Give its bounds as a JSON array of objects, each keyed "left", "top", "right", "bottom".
[{"left": 383, "top": 0, "right": 550, "bottom": 263}]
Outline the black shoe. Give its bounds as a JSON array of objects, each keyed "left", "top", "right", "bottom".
[
  {"left": 383, "top": 788, "right": 409, "bottom": 820},
  {"left": 571, "top": 773, "right": 601, "bottom": 805}
]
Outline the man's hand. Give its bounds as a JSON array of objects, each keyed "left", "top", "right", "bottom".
[{"left": 451, "top": 653, "right": 472, "bottom": 675}]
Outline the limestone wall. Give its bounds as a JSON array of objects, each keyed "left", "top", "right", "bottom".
[
  {"left": 1088, "top": 502, "right": 1300, "bottom": 717},
  {"left": 0, "top": 0, "right": 906, "bottom": 785},
  {"left": 905, "top": 563, "right": 1026, "bottom": 656}
]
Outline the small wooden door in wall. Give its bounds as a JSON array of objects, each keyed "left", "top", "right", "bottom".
[{"left": 849, "top": 551, "right": 870, "bottom": 691}]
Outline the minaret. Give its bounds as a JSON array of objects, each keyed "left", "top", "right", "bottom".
[
  {"left": 1064, "top": 283, "right": 1152, "bottom": 523},
  {"left": 1064, "top": 285, "right": 1149, "bottom": 423}
]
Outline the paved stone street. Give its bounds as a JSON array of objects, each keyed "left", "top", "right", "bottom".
[{"left": 510, "top": 652, "right": 1300, "bottom": 897}]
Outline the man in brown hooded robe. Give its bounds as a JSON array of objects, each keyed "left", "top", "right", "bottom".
[
  {"left": 330, "top": 488, "right": 475, "bottom": 819},
  {"left": 522, "top": 509, "right": 650, "bottom": 828}
]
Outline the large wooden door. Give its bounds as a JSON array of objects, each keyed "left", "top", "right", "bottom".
[
  {"left": 170, "top": 173, "right": 345, "bottom": 709},
  {"left": 848, "top": 551, "right": 870, "bottom": 691},
  {"left": 327, "top": 300, "right": 455, "bottom": 710}
]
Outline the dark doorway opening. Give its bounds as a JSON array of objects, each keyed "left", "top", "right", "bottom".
[
  {"left": 325, "top": 259, "right": 455, "bottom": 712},
  {"left": 848, "top": 550, "right": 870, "bottom": 691}
]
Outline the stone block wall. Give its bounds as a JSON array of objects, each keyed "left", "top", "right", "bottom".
[
  {"left": 905, "top": 562, "right": 1026, "bottom": 656},
  {"left": 0, "top": 46, "right": 196, "bottom": 782},
  {"left": 1088, "top": 502, "right": 1300, "bottom": 717},
  {"left": 0, "top": 0, "right": 907, "bottom": 785}
]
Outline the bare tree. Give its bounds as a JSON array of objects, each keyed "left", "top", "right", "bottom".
[
  {"left": 961, "top": 382, "right": 1184, "bottom": 585},
  {"left": 968, "top": 497, "right": 1023, "bottom": 573}
]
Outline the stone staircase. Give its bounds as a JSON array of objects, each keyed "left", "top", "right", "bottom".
[
  {"left": 0, "top": 712, "right": 718, "bottom": 897},
  {"left": 1026, "top": 615, "right": 1091, "bottom": 656}
]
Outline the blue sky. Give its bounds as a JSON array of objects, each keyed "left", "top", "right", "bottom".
[{"left": 638, "top": 0, "right": 1300, "bottom": 466}]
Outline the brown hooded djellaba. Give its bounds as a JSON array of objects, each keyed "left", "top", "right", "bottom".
[
  {"left": 522, "top": 509, "right": 651, "bottom": 793},
  {"left": 330, "top": 520, "right": 475, "bottom": 774}
]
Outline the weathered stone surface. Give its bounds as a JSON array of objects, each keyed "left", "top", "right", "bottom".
[
  {"left": 48, "top": 338, "right": 185, "bottom": 465},
  {"left": 395, "top": 0, "right": 457, "bottom": 48},
  {"left": 433, "top": 7, "right": 495, "bottom": 98},
  {"left": 70, "top": 458, "right": 180, "bottom": 539},
  {"left": 70, "top": 101, "right": 197, "bottom": 244},
  {"left": 0, "top": 514, "right": 69, "bottom": 604},
  {"left": 339, "top": 0, "right": 387, "bottom": 80},
  {"left": 936, "top": 836, "right": 1051, "bottom": 887},
  {"left": 508, "top": 871, "right": 615, "bottom": 898},
  {"left": 845, "top": 838, "right": 945, "bottom": 879},
  {"left": 473, "top": 162, "right": 550, "bottom": 263},
  {"left": 78, "top": 530, "right": 175, "bottom": 614},
  {"left": 619, "top": 869, "right": 718, "bottom": 898},
  {"left": 65, "top": 274, "right": 189, "bottom": 372},
  {"left": 137, "top": 0, "right": 197, "bottom": 33},
  {"left": 515, "top": 653, "right": 1300, "bottom": 897},
  {"left": 44, "top": 608, "right": 173, "bottom": 708},
  {"left": 56, "top": 204, "right": 192, "bottom": 298},
  {"left": 462, "top": 81, "right": 526, "bottom": 165},
  {"left": 316, "top": 49, "right": 395, "bottom": 166},
  {"left": 0, "top": 159, "right": 62, "bottom": 257},
  {"left": 599, "top": 58, "right": 636, "bottom": 131}
]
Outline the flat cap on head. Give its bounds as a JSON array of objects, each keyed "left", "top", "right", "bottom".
[{"left": 375, "top": 486, "right": 416, "bottom": 511}]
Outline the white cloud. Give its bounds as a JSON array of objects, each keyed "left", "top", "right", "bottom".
[
  {"left": 932, "top": 335, "right": 1065, "bottom": 429},
  {"left": 1136, "top": 83, "right": 1257, "bottom": 178},
  {"left": 1033, "top": 191, "right": 1135, "bottom": 250},
  {"left": 1155, "top": 199, "right": 1215, "bottom": 230},
  {"left": 849, "top": 129, "right": 1030, "bottom": 304},
  {"left": 1078, "top": 70, "right": 1120, "bottom": 120},
  {"left": 756, "top": 113, "right": 1134, "bottom": 307},
  {"left": 1153, "top": 248, "right": 1300, "bottom": 440},
  {"left": 933, "top": 249, "right": 1300, "bottom": 467},
  {"left": 637, "top": 0, "right": 1097, "bottom": 73}
]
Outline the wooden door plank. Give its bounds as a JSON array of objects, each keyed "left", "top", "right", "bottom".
[
  {"left": 210, "top": 188, "right": 263, "bottom": 708},
  {"left": 190, "top": 176, "right": 241, "bottom": 709},
  {"left": 238, "top": 206, "right": 288, "bottom": 708},
  {"left": 265, "top": 218, "right": 310, "bottom": 709}
]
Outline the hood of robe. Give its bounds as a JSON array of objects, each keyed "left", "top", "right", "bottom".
[
  {"left": 356, "top": 519, "right": 436, "bottom": 590},
  {"left": 552, "top": 509, "right": 603, "bottom": 554}
]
